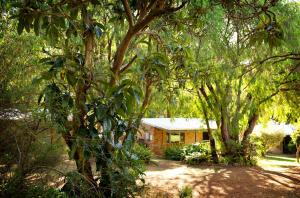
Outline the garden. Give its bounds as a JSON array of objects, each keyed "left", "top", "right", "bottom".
[{"left": 0, "top": 0, "right": 300, "bottom": 197}]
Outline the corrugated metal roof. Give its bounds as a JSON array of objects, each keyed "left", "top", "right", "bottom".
[{"left": 141, "top": 118, "right": 217, "bottom": 131}]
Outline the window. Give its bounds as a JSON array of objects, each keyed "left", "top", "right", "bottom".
[
  {"left": 145, "top": 132, "right": 153, "bottom": 141},
  {"left": 202, "top": 131, "right": 209, "bottom": 140},
  {"left": 167, "top": 132, "right": 184, "bottom": 143}
]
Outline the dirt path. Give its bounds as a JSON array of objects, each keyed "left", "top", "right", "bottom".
[{"left": 143, "top": 159, "right": 300, "bottom": 198}]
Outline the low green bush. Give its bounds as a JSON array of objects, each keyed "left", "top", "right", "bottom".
[
  {"left": 25, "top": 185, "right": 67, "bottom": 198},
  {"left": 288, "top": 141, "right": 297, "bottom": 153},
  {"left": 182, "top": 143, "right": 210, "bottom": 164},
  {"left": 182, "top": 142, "right": 210, "bottom": 156},
  {"left": 184, "top": 152, "right": 209, "bottom": 165},
  {"left": 249, "top": 131, "right": 284, "bottom": 157},
  {"left": 164, "top": 145, "right": 184, "bottom": 161},
  {"left": 132, "top": 143, "right": 152, "bottom": 164},
  {"left": 219, "top": 140, "right": 257, "bottom": 166},
  {"left": 179, "top": 186, "right": 193, "bottom": 198},
  {"left": 164, "top": 142, "right": 211, "bottom": 164},
  {"left": 250, "top": 135, "right": 266, "bottom": 157}
]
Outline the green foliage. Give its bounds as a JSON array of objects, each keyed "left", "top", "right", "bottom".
[
  {"left": 219, "top": 141, "right": 257, "bottom": 166},
  {"left": 287, "top": 141, "right": 297, "bottom": 153},
  {"left": 261, "top": 131, "right": 285, "bottom": 151},
  {"left": 184, "top": 152, "right": 210, "bottom": 165},
  {"left": 179, "top": 186, "right": 193, "bottom": 198},
  {"left": 132, "top": 144, "right": 152, "bottom": 164},
  {"left": 62, "top": 171, "right": 99, "bottom": 198},
  {"left": 165, "top": 143, "right": 211, "bottom": 164},
  {"left": 25, "top": 185, "right": 67, "bottom": 198},
  {"left": 0, "top": 121, "right": 64, "bottom": 198},
  {"left": 251, "top": 130, "right": 285, "bottom": 155},
  {"left": 164, "top": 145, "right": 184, "bottom": 161},
  {"left": 250, "top": 135, "right": 266, "bottom": 157},
  {"left": 1, "top": 0, "right": 300, "bottom": 196},
  {"left": 182, "top": 142, "right": 211, "bottom": 164},
  {"left": 291, "top": 130, "right": 300, "bottom": 146}
]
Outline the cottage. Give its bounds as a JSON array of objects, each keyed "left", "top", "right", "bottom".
[{"left": 139, "top": 118, "right": 217, "bottom": 155}]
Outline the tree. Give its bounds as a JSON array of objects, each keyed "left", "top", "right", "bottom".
[
  {"left": 291, "top": 130, "right": 300, "bottom": 163},
  {"left": 181, "top": 1, "right": 300, "bottom": 162},
  {"left": 3, "top": 0, "right": 188, "bottom": 196}
]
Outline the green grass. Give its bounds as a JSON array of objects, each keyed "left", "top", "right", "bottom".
[
  {"left": 258, "top": 154, "right": 299, "bottom": 169},
  {"left": 265, "top": 154, "right": 296, "bottom": 162}
]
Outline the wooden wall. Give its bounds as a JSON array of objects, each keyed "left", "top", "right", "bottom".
[{"left": 140, "top": 124, "right": 204, "bottom": 155}]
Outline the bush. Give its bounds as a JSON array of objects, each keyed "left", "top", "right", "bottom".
[
  {"left": 132, "top": 143, "right": 152, "bottom": 164},
  {"left": 164, "top": 143, "right": 211, "bottom": 164},
  {"left": 288, "top": 141, "right": 297, "bottom": 153},
  {"left": 25, "top": 185, "right": 67, "bottom": 198},
  {"left": 250, "top": 135, "right": 266, "bottom": 157},
  {"left": 164, "top": 145, "right": 184, "bottom": 160},
  {"left": 184, "top": 152, "right": 209, "bottom": 165},
  {"left": 260, "top": 130, "right": 285, "bottom": 151},
  {"left": 0, "top": 119, "right": 64, "bottom": 198},
  {"left": 219, "top": 140, "right": 257, "bottom": 166},
  {"left": 248, "top": 130, "right": 284, "bottom": 159},
  {"left": 179, "top": 186, "right": 193, "bottom": 198},
  {"left": 182, "top": 142, "right": 210, "bottom": 155},
  {"left": 182, "top": 143, "right": 210, "bottom": 164}
]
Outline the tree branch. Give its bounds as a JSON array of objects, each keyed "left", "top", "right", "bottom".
[
  {"left": 122, "top": 0, "right": 134, "bottom": 27},
  {"left": 120, "top": 54, "right": 138, "bottom": 73}
]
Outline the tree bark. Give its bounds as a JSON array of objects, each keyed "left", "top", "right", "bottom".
[
  {"left": 296, "top": 144, "right": 300, "bottom": 163},
  {"left": 220, "top": 108, "right": 230, "bottom": 147},
  {"left": 242, "top": 113, "right": 259, "bottom": 158},
  {"left": 66, "top": 6, "right": 96, "bottom": 187},
  {"left": 197, "top": 89, "right": 218, "bottom": 163}
]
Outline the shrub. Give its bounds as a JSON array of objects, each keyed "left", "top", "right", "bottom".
[
  {"left": 184, "top": 152, "right": 209, "bottom": 165},
  {"left": 182, "top": 143, "right": 210, "bottom": 164},
  {"left": 132, "top": 144, "right": 152, "bottom": 164},
  {"left": 288, "top": 141, "right": 297, "bottom": 153},
  {"left": 164, "top": 145, "right": 184, "bottom": 160},
  {"left": 182, "top": 142, "right": 210, "bottom": 156},
  {"left": 25, "top": 185, "right": 67, "bottom": 198},
  {"left": 249, "top": 131, "right": 285, "bottom": 157},
  {"left": 0, "top": 119, "right": 64, "bottom": 197},
  {"left": 179, "top": 186, "right": 193, "bottom": 198},
  {"left": 260, "top": 130, "right": 285, "bottom": 151},
  {"left": 250, "top": 135, "right": 266, "bottom": 157},
  {"left": 219, "top": 140, "right": 257, "bottom": 166}
]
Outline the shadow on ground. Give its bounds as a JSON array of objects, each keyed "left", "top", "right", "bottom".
[{"left": 144, "top": 158, "right": 300, "bottom": 198}]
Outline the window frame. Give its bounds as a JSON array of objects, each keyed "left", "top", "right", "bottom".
[{"left": 167, "top": 131, "right": 185, "bottom": 143}]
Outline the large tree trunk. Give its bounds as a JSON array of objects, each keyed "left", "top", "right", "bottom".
[
  {"left": 197, "top": 89, "right": 218, "bottom": 163},
  {"left": 296, "top": 144, "right": 300, "bottom": 163},
  {"left": 242, "top": 113, "right": 259, "bottom": 158},
  {"left": 99, "top": 142, "right": 112, "bottom": 197},
  {"left": 220, "top": 109, "right": 230, "bottom": 150},
  {"left": 64, "top": 6, "right": 96, "bottom": 187}
]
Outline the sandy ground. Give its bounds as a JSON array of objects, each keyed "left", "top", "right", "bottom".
[{"left": 143, "top": 157, "right": 300, "bottom": 198}]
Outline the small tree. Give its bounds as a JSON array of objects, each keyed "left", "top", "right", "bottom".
[{"left": 291, "top": 130, "right": 300, "bottom": 163}]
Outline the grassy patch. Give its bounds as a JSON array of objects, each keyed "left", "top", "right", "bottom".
[
  {"left": 265, "top": 155, "right": 296, "bottom": 162},
  {"left": 258, "top": 154, "right": 299, "bottom": 169}
]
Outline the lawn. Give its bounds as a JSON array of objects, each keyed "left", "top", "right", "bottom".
[
  {"left": 258, "top": 154, "right": 299, "bottom": 170},
  {"left": 142, "top": 154, "right": 300, "bottom": 198}
]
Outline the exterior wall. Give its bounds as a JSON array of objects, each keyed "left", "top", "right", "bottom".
[
  {"left": 184, "top": 130, "right": 203, "bottom": 144},
  {"left": 139, "top": 124, "right": 205, "bottom": 155}
]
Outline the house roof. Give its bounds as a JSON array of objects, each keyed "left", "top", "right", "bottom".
[
  {"left": 253, "top": 121, "right": 296, "bottom": 136},
  {"left": 141, "top": 118, "right": 217, "bottom": 131}
]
